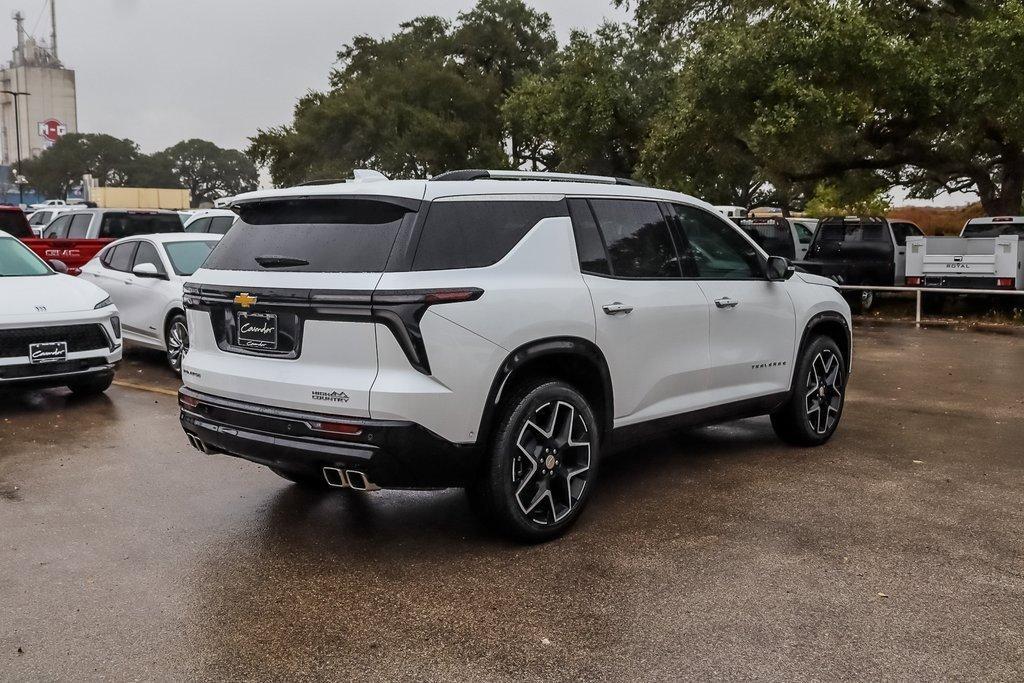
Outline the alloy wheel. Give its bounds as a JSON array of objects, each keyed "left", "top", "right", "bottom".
[
  {"left": 168, "top": 320, "right": 190, "bottom": 373},
  {"left": 805, "top": 349, "right": 843, "bottom": 435},
  {"left": 513, "top": 400, "right": 592, "bottom": 526}
]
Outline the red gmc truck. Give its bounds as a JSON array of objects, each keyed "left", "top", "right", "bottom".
[{"left": 20, "top": 208, "right": 184, "bottom": 275}]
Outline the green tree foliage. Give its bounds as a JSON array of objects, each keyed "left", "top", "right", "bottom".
[
  {"left": 249, "top": 1, "right": 557, "bottom": 185},
  {"left": 158, "top": 139, "right": 258, "bottom": 207},
  {"left": 17, "top": 134, "right": 255, "bottom": 206},
  {"left": 503, "top": 24, "right": 673, "bottom": 176},
  {"left": 623, "top": 0, "right": 1024, "bottom": 214}
]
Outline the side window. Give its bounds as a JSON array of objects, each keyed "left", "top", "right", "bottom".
[
  {"left": 566, "top": 198, "right": 610, "bottom": 275},
  {"left": 108, "top": 242, "right": 138, "bottom": 272},
  {"left": 208, "top": 216, "right": 235, "bottom": 234},
  {"left": 413, "top": 198, "right": 568, "bottom": 271},
  {"left": 67, "top": 212, "right": 93, "bottom": 239},
  {"left": 588, "top": 199, "right": 680, "bottom": 278},
  {"left": 186, "top": 217, "right": 212, "bottom": 233},
  {"left": 793, "top": 221, "right": 814, "bottom": 244},
  {"left": 30, "top": 211, "right": 50, "bottom": 226},
  {"left": 44, "top": 215, "right": 72, "bottom": 239},
  {"left": 673, "top": 204, "right": 764, "bottom": 280},
  {"left": 131, "top": 241, "right": 166, "bottom": 275}
]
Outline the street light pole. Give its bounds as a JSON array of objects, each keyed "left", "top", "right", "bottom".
[{"left": 2, "top": 89, "right": 31, "bottom": 205}]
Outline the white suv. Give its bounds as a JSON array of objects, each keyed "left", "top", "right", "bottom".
[{"left": 179, "top": 170, "right": 852, "bottom": 541}]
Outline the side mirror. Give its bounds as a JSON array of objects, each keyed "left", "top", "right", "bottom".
[
  {"left": 48, "top": 259, "right": 68, "bottom": 274},
  {"left": 132, "top": 262, "right": 164, "bottom": 279},
  {"left": 766, "top": 255, "right": 794, "bottom": 281}
]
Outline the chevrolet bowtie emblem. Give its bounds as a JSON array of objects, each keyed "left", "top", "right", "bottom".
[{"left": 234, "top": 293, "right": 257, "bottom": 308}]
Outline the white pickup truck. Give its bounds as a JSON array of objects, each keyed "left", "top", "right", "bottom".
[{"left": 906, "top": 216, "right": 1024, "bottom": 290}]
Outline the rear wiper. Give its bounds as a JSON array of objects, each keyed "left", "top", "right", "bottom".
[{"left": 254, "top": 255, "right": 309, "bottom": 268}]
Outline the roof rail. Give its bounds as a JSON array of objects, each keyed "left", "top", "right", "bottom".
[{"left": 430, "top": 169, "right": 646, "bottom": 187}]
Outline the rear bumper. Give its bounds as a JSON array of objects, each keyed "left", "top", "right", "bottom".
[
  {"left": 178, "top": 387, "right": 479, "bottom": 489},
  {"left": 916, "top": 275, "right": 1015, "bottom": 290}
]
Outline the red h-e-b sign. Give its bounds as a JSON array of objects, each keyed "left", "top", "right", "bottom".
[{"left": 38, "top": 118, "right": 67, "bottom": 144}]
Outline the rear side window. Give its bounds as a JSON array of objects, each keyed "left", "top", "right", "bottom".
[
  {"left": 209, "top": 216, "right": 235, "bottom": 234},
  {"left": 68, "top": 212, "right": 92, "bottom": 239},
  {"left": 108, "top": 242, "right": 138, "bottom": 272},
  {"left": 100, "top": 213, "right": 184, "bottom": 239},
  {"left": 0, "top": 210, "right": 32, "bottom": 238},
  {"left": 185, "top": 217, "right": 212, "bottom": 233},
  {"left": 567, "top": 198, "right": 610, "bottom": 275},
  {"left": 793, "top": 221, "right": 815, "bottom": 244},
  {"left": 204, "top": 197, "right": 416, "bottom": 273},
  {"left": 589, "top": 199, "right": 679, "bottom": 278},
  {"left": 413, "top": 198, "right": 568, "bottom": 271}
]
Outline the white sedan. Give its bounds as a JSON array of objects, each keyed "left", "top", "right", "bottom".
[
  {"left": 0, "top": 230, "right": 122, "bottom": 395},
  {"left": 80, "top": 233, "right": 221, "bottom": 374}
]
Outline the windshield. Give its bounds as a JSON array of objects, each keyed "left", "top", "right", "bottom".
[
  {"left": 203, "top": 197, "right": 416, "bottom": 273},
  {"left": 962, "top": 222, "right": 1024, "bottom": 238},
  {"left": 165, "top": 240, "right": 217, "bottom": 276},
  {"left": 0, "top": 237, "right": 52, "bottom": 276}
]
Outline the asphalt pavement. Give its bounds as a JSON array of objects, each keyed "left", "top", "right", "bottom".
[{"left": 1, "top": 323, "right": 1022, "bottom": 681}]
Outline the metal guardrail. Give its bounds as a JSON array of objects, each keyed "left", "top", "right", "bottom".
[{"left": 836, "top": 285, "right": 1024, "bottom": 323}]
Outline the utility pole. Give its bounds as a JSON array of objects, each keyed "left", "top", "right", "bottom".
[{"left": 2, "top": 90, "right": 31, "bottom": 205}]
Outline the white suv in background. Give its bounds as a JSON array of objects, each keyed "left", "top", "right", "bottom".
[{"left": 179, "top": 170, "right": 852, "bottom": 541}]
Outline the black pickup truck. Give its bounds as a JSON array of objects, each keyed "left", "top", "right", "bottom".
[{"left": 797, "top": 216, "right": 923, "bottom": 310}]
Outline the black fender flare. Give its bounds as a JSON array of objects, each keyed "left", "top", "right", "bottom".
[
  {"left": 798, "top": 311, "right": 853, "bottom": 374},
  {"left": 476, "top": 336, "right": 614, "bottom": 443}
]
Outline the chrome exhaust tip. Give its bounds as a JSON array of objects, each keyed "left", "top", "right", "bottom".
[
  {"left": 322, "top": 467, "right": 349, "bottom": 488},
  {"left": 345, "top": 470, "right": 380, "bottom": 492},
  {"left": 185, "top": 432, "right": 219, "bottom": 455}
]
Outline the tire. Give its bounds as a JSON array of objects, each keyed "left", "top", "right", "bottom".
[
  {"left": 771, "top": 336, "right": 847, "bottom": 447},
  {"left": 165, "top": 313, "right": 189, "bottom": 375},
  {"left": 470, "top": 379, "right": 601, "bottom": 543},
  {"left": 67, "top": 372, "right": 114, "bottom": 397},
  {"left": 270, "top": 467, "right": 332, "bottom": 490}
]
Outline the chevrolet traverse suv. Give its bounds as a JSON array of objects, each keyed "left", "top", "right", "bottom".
[{"left": 179, "top": 170, "right": 852, "bottom": 541}]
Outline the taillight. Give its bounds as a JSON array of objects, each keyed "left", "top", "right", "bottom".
[
  {"left": 996, "top": 278, "right": 1014, "bottom": 288},
  {"left": 423, "top": 289, "right": 483, "bottom": 304},
  {"left": 308, "top": 421, "right": 363, "bottom": 437},
  {"left": 906, "top": 277, "right": 922, "bottom": 286}
]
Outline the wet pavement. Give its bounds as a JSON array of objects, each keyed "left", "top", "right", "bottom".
[{"left": 1, "top": 324, "right": 1023, "bottom": 681}]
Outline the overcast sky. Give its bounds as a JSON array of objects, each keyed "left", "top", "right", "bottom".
[{"left": 0, "top": 0, "right": 627, "bottom": 153}]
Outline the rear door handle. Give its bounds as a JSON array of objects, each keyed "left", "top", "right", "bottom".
[
  {"left": 602, "top": 302, "right": 634, "bottom": 316},
  {"left": 714, "top": 297, "right": 739, "bottom": 309}
]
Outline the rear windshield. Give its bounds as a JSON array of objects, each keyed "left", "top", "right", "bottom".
[
  {"left": 203, "top": 197, "right": 415, "bottom": 273},
  {"left": 961, "top": 222, "right": 1024, "bottom": 238},
  {"left": 817, "top": 220, "right": 888, "bottom": 242},
  {"left": 165, "top": 240, "right": 218, "bottom": 276},
  {"left": 100, "top": 213, "right": 184, "bottom": 239},
  {"left": 0, "top": 209, "right": 32, "bottom": 238},
  {"left": 0, "top": 236, "right": 51, "bottom": 276}
]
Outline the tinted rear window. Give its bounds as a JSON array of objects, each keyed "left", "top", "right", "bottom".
[
  {"left": 589, "top": 199, "right": 679, "bottom": 278},
  {"left": 962, "top": 222, "right": 1024, "bottom": 238},
  {"left": 203, "top": 197, "right": 415, "bottom": 273},
  {"left": 413, "top": 198, "right": 567, "bottom": 271},
  {"left": 817, "top": 220, "right": 888, "bottom": 242},
  {"left": 0, "top": 209, "right": 32, "bottom": 238},
  {"left": 739, "top": 218, "right": 794, "bottom": 258},
  {"left": 100, "top": 213, "right": 184, "bottom": 239}
]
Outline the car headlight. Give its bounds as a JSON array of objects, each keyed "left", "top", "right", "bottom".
[{"left": 94, "top": 297, "right": 113, "bottom": 309}]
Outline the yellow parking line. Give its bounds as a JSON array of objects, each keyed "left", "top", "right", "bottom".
[{"left": 112, "top": 380, "right": 180, "bottom": 397}]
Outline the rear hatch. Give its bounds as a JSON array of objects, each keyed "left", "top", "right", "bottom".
[
  {"left": 182, "top": 196, "right": 420, "bottom": 417},
  {"left": 802, "top": 217, "right": 895, "bottom": 285},
  {"left": 917, "top": 237, "right": 999, "bottom": 277},
  {"left": 737, "top": 217, "right": 795, "bottom": 259}
]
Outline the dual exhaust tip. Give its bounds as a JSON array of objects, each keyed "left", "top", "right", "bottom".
[
  {"left": 185, "top": 433, "right": 378, "bottom": 492},
  {"left": 322, "top": 467, "right": 380, "bottom": 492}
]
